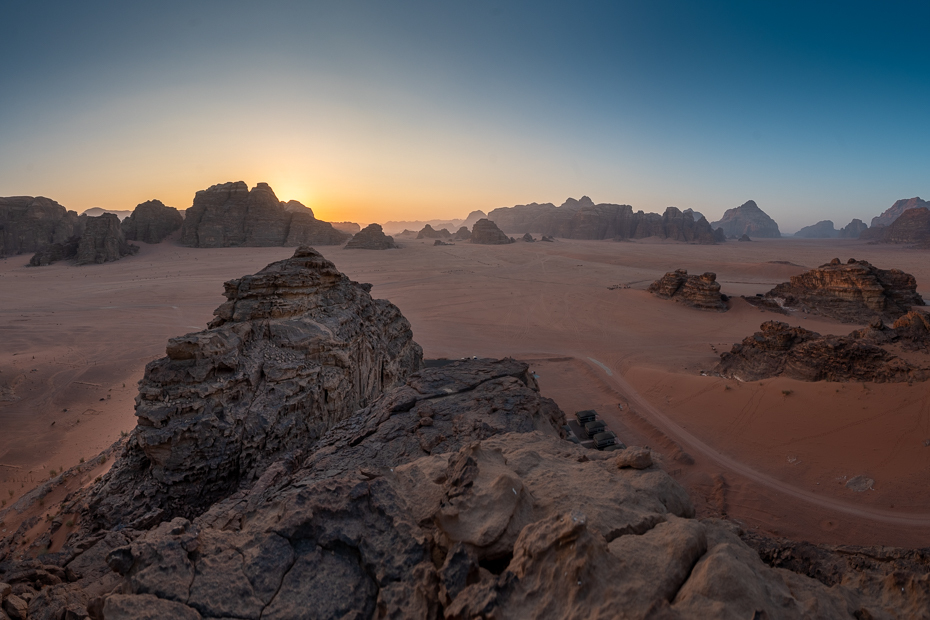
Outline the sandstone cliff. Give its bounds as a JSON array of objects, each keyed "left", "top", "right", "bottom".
[
  {"left": 870, "top": 196, "right": 929, "bottom": 229},
  {"left": 714, "top": 318, "right": 930, "bottom": 383},
  {"left": 452, "top": 226, "right": 471, "bottom": 241},
  {"left": 648, "top": 269, "right": 728, "bottom": 311},
  {"left": 839, "top": 218, "right": 868, "bottom": 238},
  {"left": 121, "top": 200, "right": 183, "bottom": 244},
  {"left": 748, "top": 258, "right": 923, "bottom": 324},
  {"left": 181, "top": 182, "right": 348, "bottom": 247},
  {"left": 469, "top": 218, "right": 513, "bottom": 244},
  {"left": 417, "top": 224, "right": 451, "bottom": 239},
  {"left": 794, "top": 220, "right": 838, "bottom": 238},
  {"left": 75, "top": 214, "right": 139, "bottom": 265},
  {"left": 345, "top": 223, "right": 397, "bottom": 249},
  {"left": 487, "top": 198, "right": 723, "bottom": 243},
  {"left": 0, "top": 255, "right": 926, "bottom": 619},
  {"left": 711, "top": 200, "right": 781, "bottom": 238},
  {"left": 861, "top": 208, "right": 930, "bottom": 247},
  {"left": 0, "top": 196, "right": 83, "bottom": 257}
]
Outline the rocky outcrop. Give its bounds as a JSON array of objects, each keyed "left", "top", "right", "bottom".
[
  {"left": 870, "top": 196, "right": 929, "bottom": 228},
  {"left": 794, "top": 220, "right": 838, "bottom": 238},
  {"left": 84, "top": 247, "right": 421, "bottom": 529},
  {"left": 1, "top": 260, "right": 927, "bottom": 619},
  {"left": 738, "top": 233, "right": 752, "bottom": 241},
  {"left": 487, "top": 198, "right": 723, "bottom": 244},
  {"left": 521, "top": 232, "right": 535, "bottom": 242},
  {"left": 0, "top": 196, "right": 83, "bottom": 257},
  {"left": 711, "top": 200, "right": 781, "bottom": 238},
  {"left": 469, "top": 218, "right": 514, "bottom": 245},
  {"left": 121, "top": 200, "right": 183, "bottom": 244},
  {"left": 28, "top": 238, "right": 81, "bottom": 266},
  {"left": 749, "top": 258, "right": 923, "bottom": 324},
  {"left": 839, "top": 218, "right": 868, "bottom": 238},
  {"left": 861, "top": 208, "right": 930, "bottom": 247},
  {"left": 714, "top": 319, "right": 930, "bottom": 382},
  {"left": 683, "top": 208, "right": 705, "bottom": 222},
  {"left": 180, "top": 182, "right": 348, "bottom": 247},
  {"left": 452, "top": 226, "right": 471, "bottom": 241},
  {"left": 648, "top": 270, "right": 727, "bottom": 311},
  {"left": 345, "top": 223, "right": 397, "bottom": 249},
  {"left": 75, "top": 214, "right": 139, "bottom": 265},
  {"left": 417, "top": 224, "right": 451, "bottom": 239}
]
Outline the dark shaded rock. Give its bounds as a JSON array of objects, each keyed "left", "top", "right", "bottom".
[
  {"left": 540, "top": 235, "right": 555, "bottom": 242},
  {"left": 875, "top": 207, "right": 930, "bottom": 247},
  {"left": 794, "top": 220, "right": 838, "bottom": 238},
  {"left": 487, "top": 199, "right": 720, "bottom": 243},
  {"left": 521, "top": 233, "right": 535, "bottom": 242},
  {"left": 870, "top": 197, "right": 929, "bottom": 228},
  {"left": 0, "top": 196, "right": 83, "bottom": 257},
  {"left": 181, "top": 182, "right": 347, "bottom": 248},
  {"left": 345, "top": 223, "right": 397, "bottom": 249},
  {"left": 452, "top": 226, "right": 471, "bottom": 241},
  {"left": 469, "top": 219, "right": 513, "bottom": 245},
  {"left": 83, "top": 247, "right": 421, "bottom": 529},
  {"left": 417, "top": 224, "right": 451, "bottom": 239},
  {"left": 121, "top": 200, "right": 183, "bottom": 244},
  {"left": 434, "top": 239, "right": 454, "bottom": 246},
  {"left": 711, "top": 200, "right": 781, "bottom": 238},
  {"left": 739, "top": 233, "right": 751, "bottom": 241},
  {"left": 29, "top": 238, "right": 81, "bottom": 266},
  {"left": 75, "top": 214, "right": 138, "bottom": 265},
  {"left": 648, "top": 270, "right": 727, "bottom": 311},
  {"left": 839, "top": 218, "right": 868, "bottom": 239},
  {"left": 750, "top": 258, "right": 922, "bottom": 324},
  {"left": 714, "top": 320, "right": 930, "bottom": 382}
]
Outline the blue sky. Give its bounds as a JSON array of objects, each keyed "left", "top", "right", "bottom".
[{"left": 1, "top": 0, "right": 927, "bottom": 230}]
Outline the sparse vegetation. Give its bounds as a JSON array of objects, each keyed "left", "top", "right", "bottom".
[
  {"left": 95, "top": 476, "right": 102, "bottom": 483},
  {"left": 782, "top": 389, "right": 794, "bottom": 397},
  {"left": 49, "top": 469, "right": 57, "bottom": 477},
  {"left": 120, "top": 430, "right": 128, "bottom": 438},
  {"left": 79, "top": 457, "right": 85, "bottom": 463},
  {"left": 66, "top": 519, "right": 74, "bottom": 527},
  {"left": 724, "top": 385, "right": 732, "bottom": 391}
]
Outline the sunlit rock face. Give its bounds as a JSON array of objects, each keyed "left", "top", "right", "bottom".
[
  {"left": 758, "top": 258, "right": 923, "bottom": 324},
  {"left": 648, "top": 269, "right": 728, "bottom": 311},
  {"left": 180, "top": 181, "right": 349, "bottom": 247},
  {"left": 711, "top": 199, "right": 781, "bottom": 238},
  {"left": 85, "top": 247, "right": 421, "bottom": 528},
  {"left": 870, "top": 196, "right": 929, "bottom": 229}
]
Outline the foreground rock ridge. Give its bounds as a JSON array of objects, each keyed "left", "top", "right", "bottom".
[
  {"left": 648, "top": 269, "right": 728, "bottom": 311},
  {"left": 86, "top": 246, "right": 422, "bottom": 529},
  {"left": 748, "top": 258, "right": 923, "bottom": 324},
  {"left": 181, "top": 181, "right": 349, "bottom": 247},
  {"left": 0, "top": 253, "right": 927, "bottom": 619},
  {"left": 487, "top": 197, "right": 725, "bottom": 243}
]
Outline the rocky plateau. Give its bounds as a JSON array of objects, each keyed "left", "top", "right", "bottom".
[
  {"left": 746, "top": 258, "right": 924, "bottom": 324},
  {"left": 0, "top": 248, "right": 928, "bottom": 619},
  {"left": 648, "top": 270, "right": 728, "bottom": 311}
]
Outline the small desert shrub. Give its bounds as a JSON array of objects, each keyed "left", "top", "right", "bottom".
[
  {"left": 79, "top": 457, "right": 85, "bottom": 463},
  {"left": 66, "top": 519, "right": 74, "bottom": 527},
  {"left": 782, "top": 389, "right": 794, "bottom": 397},
  {"left": 724, "top": 385, "right": 732, "bottom": 391},
  {"left": 120, "top": 431, "right": 128, "bottom": 438},
  {"left": 95, "top": 476, "right": 102, "bottom": 483},
  {"left": 49, "top": 469, "right": 57, "bottom": 477}
]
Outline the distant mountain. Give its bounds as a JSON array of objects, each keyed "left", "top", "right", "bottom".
[
  {"left": 487, "top": 196, "right": 724, "bottom": 244},
  {"left": 793, "top": 220, "right": 838, "bottom": 238},
  {"left": 710, "top": 200, "right": 781, "bottom": 238},
  {"left": 82, "top": 207, "right": 133, "bottom": 220},
  {"left": 870, "top": 197, "right": 929, "bottom": 229}
]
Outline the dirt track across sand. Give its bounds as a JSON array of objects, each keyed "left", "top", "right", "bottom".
[{"left": 2, "top": 235, "right": 928, "bottom": 545}]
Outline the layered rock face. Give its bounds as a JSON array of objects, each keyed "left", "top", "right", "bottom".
[
  {"left": 0, "top": 196, "right": 82, "bottom": 257},
  {"left": 84, "top": 247, "right": 421, "bottom": 529},
  {"left": 75, "top": 214, "right": 139, "bottom": 265},
  {"left": 487, "top": 198, "right": 723, "bottom": 243},
  {"left": 469, "top": 218, "right": 514, "bottom": 244},
  {"left": 1, "top": 261, "right": 926, "bottom": 619},
  {"left": 714, "top": 319, "right": 930, "bottom": 383},
  {"left": 121, "top": 200, "right": 183, "bottom": 244},
  {"left": 711, "top": 200, "right": 781, "bottom": 238},
  {"left": 753, "top": 258, "right": 923, "bottom": 323},
  {"left": 862, "top": 207, "right": 930, "bottom": 247},
  {"left": 648, "top": 270, "right": 727, "bottom": 311},
  {"left": 417, "top": 224, "right": 451, "bottom": 239},
  {"left": 345, "top": 223, "right": 397, "bottom": 249},
  {"left": 870, "top": 196, "right": 929, "bottom": 228},
  {"left": 181, "top": 182, "right": 348, "bottom": 247}
]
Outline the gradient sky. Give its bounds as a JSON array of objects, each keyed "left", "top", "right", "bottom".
[{"left": 1, "top": 1, "right": 928, "bottom": 231}]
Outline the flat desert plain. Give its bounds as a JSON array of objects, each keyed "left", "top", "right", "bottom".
[{"left": 2, "top": 235, "right": 929, "bottom": 547}]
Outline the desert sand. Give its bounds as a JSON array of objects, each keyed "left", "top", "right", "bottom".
[{"left": 1, "top": 234, "right": 929, "bottom": 546}]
